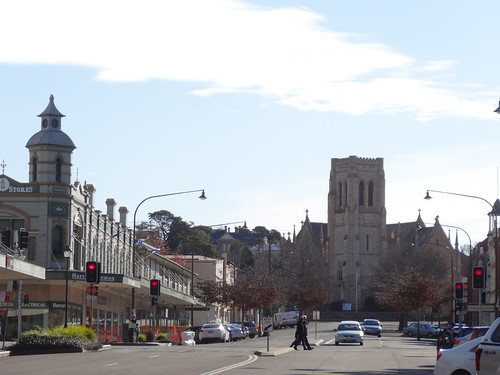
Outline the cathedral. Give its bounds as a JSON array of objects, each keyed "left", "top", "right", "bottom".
[{"left": 296, "top": 155, "right": 459, "bottom": 313}]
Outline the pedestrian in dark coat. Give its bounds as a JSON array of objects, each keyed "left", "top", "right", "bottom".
[
  {"left": 290, "top": 317, "right": 306, "bottom": 350},
  {"left": 301, "top": 315, "right": 313, "bottom": 350}
]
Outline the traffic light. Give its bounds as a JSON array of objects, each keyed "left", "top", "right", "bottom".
[
  {"left": 455, "top": 282, "right": 464, "bottom": 299},
  {"left": 150, "top": 279, "right": 160, "bottom": 296},
  {"left": 455, "top": 300, "right": 463, "bottom": 311},
  {"left": 1, "top": 230, "right": 11, "bottom": 247},
  {"left": 85, "top": 261, "right": 101, "bottom": 284},
  {"left": 151, "top": 296, "right": 158, "bottom": 306},
  {"left": 18, "top": 229, "right": 29, "bottom": 250},
  {"left": 473, "top": 266, "right": 486, "bottom": 290},
  {"left": 23, "top": 295, "right": 29, "bottom": 304}
]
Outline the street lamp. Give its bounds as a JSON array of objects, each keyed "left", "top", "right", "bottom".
[
  {"left": 131, "top": 189, "right": 206, "bottom": 312},
  {"left": 63, "top": 247, "right": 72, "bottom": 328},
  {"left": 424, "top": 189, "right": 499, "bottom": 319}
]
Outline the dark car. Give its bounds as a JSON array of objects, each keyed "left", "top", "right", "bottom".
[{"left": 185, "top": 325, "right": 203, "bottom": 344}]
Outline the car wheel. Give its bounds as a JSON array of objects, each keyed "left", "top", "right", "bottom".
[
  {"left": 249, "top": 334, "right": 255, "bottom": 338},
  {"left": 407, "top": 331, "right": 413, "bottom": 337},
  {"left": 453, "top": 371, "right": 471, "bottom": 375},
  {"left": 360, "top": 341, "right": 364, "bottom": 346},
  {"left": 427, "top": 332, "right": 434, "bottom": 338},
  {"left": 377, "top": 333, "right": 381, "bottom": 338},
  {"left": 335, "top": 342, "right": 339, "bottom": 345}
]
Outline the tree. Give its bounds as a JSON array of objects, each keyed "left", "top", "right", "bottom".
[{"left": 372, "top": 244, "right": 449, "bottom": 330}]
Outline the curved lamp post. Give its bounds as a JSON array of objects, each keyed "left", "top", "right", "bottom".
[
  {"left": 131, "top": 189, "right": 206, "bottom": 312},
  {"left": 424, "top": 189, "right": 499, "bottom": 320}
]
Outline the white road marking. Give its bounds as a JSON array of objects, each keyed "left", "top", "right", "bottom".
[
  {"left": 199, "top": 354, "right": 258, "bottom": 375},
  {"left": 105, "top": 363, "right": 119, "bottom": 367}
]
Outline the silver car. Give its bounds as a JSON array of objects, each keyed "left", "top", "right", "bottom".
[
  {"left": 362, "top": 319, "right": 382, "bottom": 337},
  {"left": 335, "top": 320, "right": 364, "bottom": 345}
]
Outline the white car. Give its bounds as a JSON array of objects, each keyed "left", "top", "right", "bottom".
[
  {"left": 335, "top": 320, "right": 364, "bottom": 345},
  {"left": 199, "top": 323, "right": 230, "bottom": 343},
  {"left": 434, "top": 336, "right": 483, "bottom": 375}
]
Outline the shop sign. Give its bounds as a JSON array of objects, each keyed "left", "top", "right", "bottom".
[{"left": 0, "top": 177, "right": 39, "bottom": 194}]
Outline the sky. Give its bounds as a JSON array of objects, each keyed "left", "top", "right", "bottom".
[{"left": 0, "top": 0, "right": 499, "bottom": 248}]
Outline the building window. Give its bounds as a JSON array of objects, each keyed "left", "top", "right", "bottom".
[
  {"left": 368, "top": 181, "right": 374, "bottom": 206},
  {"left": 338, "top": 182, "right": 343, "bottom": 207},
  {"left": 366, "top": 235, "right": 369, "bottom": 251},
  {"left": 32, "top": 157, "right": 38, "bottom": 182},
  {"left": 359, "top": 181, "right": 365, "bottom": 206},
  {"left": 52, "top": 225, "right": 64, "bottom": 258},
  {"left": 56, "top": 157, "right": 62, "bottom": 182}
]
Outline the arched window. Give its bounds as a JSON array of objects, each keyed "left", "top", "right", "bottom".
[
  {"left": 52, "top": 225, "right": 64, "bottom": 258},
  {"left": 368, "top": 181, "right": 374, "bottom": 206},
  {"left": 338, "top": 182, "right": 343, "bottom": 207},
  {"left": 32, "top": 157, "right": 37, "bottom": 182},
  {"left": 366, "top": 234, "right": 370, "bottom": 251},
  {"left": 359, "top": 181, "right": 365, "bottom": 206},
  {"left": 55, "top": 157, "right": 62, "bottom": 182}
]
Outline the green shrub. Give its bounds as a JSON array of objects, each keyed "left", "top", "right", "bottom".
[
  {"left": 9, "top": 326, "right": 102, "bottom": 351},
  {"left": 137, "top": 333, "right": 147, "bottom": 343},
  {"left": 156, "top": 333, "right": 167, "bottom": 342}
]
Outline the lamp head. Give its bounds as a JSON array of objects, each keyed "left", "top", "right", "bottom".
[
  {"left": 424, "top": 190, "right": 432, "bottom": 200},
  {"left": 494, "top": 100, "right": 500, "bottom": 114},
  {"left": 199, "top": 190, "right": 207, "bottom": 200}
]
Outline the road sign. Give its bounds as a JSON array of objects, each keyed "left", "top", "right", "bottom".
[
  {"left": 263, "top": 316, "right": 273, "bottom": 332},
  {"left": 467, "top": 304, "right": 495, "bottom": 312},
  {"left": 87, "top": 285, "right": 98, "bottom": 296}
]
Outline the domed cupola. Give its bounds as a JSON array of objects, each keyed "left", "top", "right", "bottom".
[
  {"left": 26, "top": 95, "right": 76, "bottom": 184},
  {"left": 26, "top": 95, "right": 76, "bottom": 149}
]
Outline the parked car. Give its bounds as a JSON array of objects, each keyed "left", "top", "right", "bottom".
[
  {"left": 232, "top": 321, "right": 257, "bottom": 338},
  {"left": 434, "top": 336, "right": 483, "bottom": 375},
  {"left": 361, "top": 319, "right": 382, "bottom": 337},
  {"left": 475, "top": 317, "right": 500, "bottom": 375},
  {"left": 225, "top": 323, "right": 246, "bottom": 341},
  {"left": 403, "top": 322, "right": 439, "bottom": 338},
  {"left": 198, "top": 323, "right": 230, "bottom": 343},
  {"left": 454, "top": 326, "right": 489, "bottom": 347},
  {"left": 334, "top": 320, "right": 364, "bottom": 345}
]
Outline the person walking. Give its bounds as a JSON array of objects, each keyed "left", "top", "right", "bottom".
[
  {"left": 301, "top": 315, "right": 313, "bottom": 350},
  {"left": 290, "top": 316, "right": 307, "bottom": 350},
  {"left": 134, "top": 323, "right": 141, "bottom": 343}
]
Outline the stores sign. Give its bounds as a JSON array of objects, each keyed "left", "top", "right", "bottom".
[{"left": 0, "top": 177, "right": 39, "bottom": 193}]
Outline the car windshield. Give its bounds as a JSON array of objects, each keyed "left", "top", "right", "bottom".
[
  {"left": 338, "top": 324, "right": 360, "bottom": 331},
  {"left": 364, "top": 320, "right": 379, "bottom": 325}
]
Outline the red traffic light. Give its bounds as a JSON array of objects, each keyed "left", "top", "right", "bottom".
[
  {"left": 150, "top": 279, "right": 160, "bottom": 296},
  {"left": 455, "top": 282, "right": 464, "bottom": 299},
  {"left": 85, "top": 261, "right": 100, "bottom": 284},
  {"left": 473, "top": 266, "right": 485, "bottom": 289}
]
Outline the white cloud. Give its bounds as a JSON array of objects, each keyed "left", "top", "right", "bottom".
[{"left": 0, "top": 0, "right": 494, "bottom": 120}]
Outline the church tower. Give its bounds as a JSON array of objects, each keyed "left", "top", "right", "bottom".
[{"left": 327, "top": 156, "right": 386, "bottom": 310}]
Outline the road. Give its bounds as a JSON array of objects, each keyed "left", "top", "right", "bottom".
[{"left": 0, "top": 321, "right": 438, "bottom": 375}]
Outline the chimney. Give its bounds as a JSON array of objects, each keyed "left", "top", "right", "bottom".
[
  {"left": 119, "top": 206, "right": 128, "bottom": 227},
  {"left": 106, "top": 198, "right": 116, "bottom": 221},
  {"left": 84, "top": 184, "right": 96, "bottom": 208}
]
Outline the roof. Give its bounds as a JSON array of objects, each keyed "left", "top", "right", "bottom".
[{"left": 26, "top": 130, "right": 76, "bottom": 149}]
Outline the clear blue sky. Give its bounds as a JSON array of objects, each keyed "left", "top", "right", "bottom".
[{"left": 1, "top": 0, "right": 499, "bottom": 246}]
